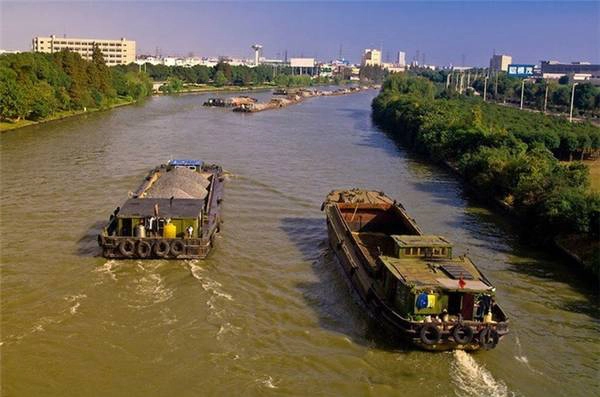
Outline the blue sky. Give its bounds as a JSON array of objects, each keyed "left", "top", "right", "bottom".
[{"left": 1, "top": 1, "right": 598, "bottom": 66}]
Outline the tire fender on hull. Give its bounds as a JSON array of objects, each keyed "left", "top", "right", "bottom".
[
  {"left": 153, "top": 240, "right": 170, "bottom": 258},
  {"left": 478, "top": 327, "right": 499, "bottom": 350},
  {"left": 118, "top": 239, "right": 135, "bottom": 257},
  {"left": 136, "top": 241, "right": 152, "bottom": 258},
  {"left": 452, "top": 324, "right": 474, "bottom": 345},
  {"left": 170, "top": 240, "right": 185, "bottom": 257},
  {"left": 420, "top": 324, "right": 442, "bottom": 345}
]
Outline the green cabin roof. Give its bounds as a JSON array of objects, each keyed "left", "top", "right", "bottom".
[{"left": 392, "top": 235, "right": 452, "bottom": 248}]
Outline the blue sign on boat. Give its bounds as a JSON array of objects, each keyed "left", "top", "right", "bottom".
[
  {"left": 507, "top": 64, "right": 534, "bottom": 77},
  {"left": 169, "top": 159, "right": 204, "bottom": 167}
]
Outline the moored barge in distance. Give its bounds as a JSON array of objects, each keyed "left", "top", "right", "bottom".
[
  {"left": 98, "top": 160, "right": 224, "bottom": 260},
  {"left": 322, "top": 189, "right": 508, "bottom": 351}
]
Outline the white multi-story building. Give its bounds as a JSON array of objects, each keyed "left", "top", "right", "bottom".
[
  {"left": 397, "top": 51, "right": 406, "bottom": 67},
  {"left": 32, "top": 35, "right": 136, "bottom": 65}
]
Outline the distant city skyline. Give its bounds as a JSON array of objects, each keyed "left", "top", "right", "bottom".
[{"left": 1, "top": 1, "right": 598, "bottom": 66}]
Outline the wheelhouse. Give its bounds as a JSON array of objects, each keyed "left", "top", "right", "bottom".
[{"left": 377, "top": 235, "right": 503, "bottom": 323}]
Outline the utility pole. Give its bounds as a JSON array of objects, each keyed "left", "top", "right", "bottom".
[
  {"left": 483, "top": 75, "right": 489, "bottom": 101},
  {"left": 494, "top": 72, "right": 499, "bottom": 98},
  {"left": 520, "top": 79, "right": 525, "bottom": 110},
  {"left": 543, "top": 84, "right": 549, "bottom": 113},
  {"left": 446, "top": 73, "right": 451, "bottom": 89},
  {"left": 569, "top": 83, "right": 578, "bottom": 122}
]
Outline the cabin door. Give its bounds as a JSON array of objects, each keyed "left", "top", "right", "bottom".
[{"left": 461, "top": 294, "right": 475, "bottom": 320}]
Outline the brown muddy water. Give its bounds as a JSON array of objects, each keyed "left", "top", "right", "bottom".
[{"left": 1, "top": 90, "right": 598, "bottom": 397}]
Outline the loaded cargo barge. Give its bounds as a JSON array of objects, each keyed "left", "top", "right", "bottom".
[
  {"left": 322, "top": 189, "right": 508, "bottom": 351},
  {"left": 98, "top": 160, "right": 224, "bottom": 259}
]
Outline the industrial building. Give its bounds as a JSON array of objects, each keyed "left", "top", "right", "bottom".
[
  {"left": 289, "top": 58, "right": 317, "bottom": 75},
  {"left": 489, "top": 54, "right": 512, "bottom": 72},
  {"left": 541, "top": 61, "right": 600, "bottom": 80},
  {"left": 32, "top": 35, "right": 136, "bottom": 65}
]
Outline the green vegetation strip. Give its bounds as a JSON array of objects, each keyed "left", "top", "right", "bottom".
[
  {"left": 372, "top": 74, "right": 600, "bottom": 278},
  {"left": 1, "top": 50, "right": 152, "bottom": 129}
]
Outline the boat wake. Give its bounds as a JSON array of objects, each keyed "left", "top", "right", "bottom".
[
  {"left": 94, "top": 260, "right": 120, "bottom": 281},
  {"left": 187, "top": 261, "right": 234, "bottom": 332},
  {"left": 188, "top": 262, "right": 233, "bottom": 301},
  {"left": 65, "top": 294, "right": 87, "bottom": 315},
  {"left": 514, "top": 335, "right": 544, "bottom": 376},
  {"left": 1, "top": 293, "right": 87, "bottom": 346},
  {"left": 256, "top": 375, "right": 278, "bottom": 389},
  {"left": 451, "top": 350, "right": 513, "bottom": 397}
]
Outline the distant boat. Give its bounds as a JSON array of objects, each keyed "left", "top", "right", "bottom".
[{"left": 322, "top": 189, "right": 509, "bottom": 350}]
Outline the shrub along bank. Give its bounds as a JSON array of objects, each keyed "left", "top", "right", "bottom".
[{"left": 372, "top": 74, "right": 600, "bottom": 277}]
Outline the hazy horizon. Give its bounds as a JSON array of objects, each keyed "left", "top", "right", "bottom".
[{"left": 1, "top": 1, "right": 598, "bottom": 66}]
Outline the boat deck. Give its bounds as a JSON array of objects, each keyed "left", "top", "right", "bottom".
[{"left": 352, "top": 232, "right": 395, "bottom": 265}]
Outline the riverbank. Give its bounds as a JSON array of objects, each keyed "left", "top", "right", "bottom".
[
  {"left": 153, "top": 83, "right": 276, "bottom": 96},
  {"left": 0, "top": 97, "right": 136, "bottom": 132},
  {"left": 372, "top": 74, "right": 600, "bottom": 280}
]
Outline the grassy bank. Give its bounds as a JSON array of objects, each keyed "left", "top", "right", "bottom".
[
  {"left": 372, "top": 74, "right": 600, "bottom": 279},
  {"left": 1, "top": 97, "right": 135, "bottom": 132}
]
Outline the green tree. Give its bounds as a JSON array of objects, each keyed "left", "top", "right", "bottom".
[
  {"left": 0, "top": 66, "right": 28, "bottom": 120},
  {"left": 213, "top": 70, "right": 227, "bottom": 87},
  {"left": 214, "top": 62, "right": 232, "bottom": 82},
  {"left": 574, "top": 83, "right": 597, "bottom": 111},
  {"left": 28, "top": 81, "right": 59, "bottom": 120}
]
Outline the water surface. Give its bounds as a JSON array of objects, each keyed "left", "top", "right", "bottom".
[{"left": 1, "top": 91, "right": 598, "bottom": 396}]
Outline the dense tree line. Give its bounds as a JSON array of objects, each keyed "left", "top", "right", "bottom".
[
  {"left": 372, "top": 74, "right": 600, "bottom": 274},
  {"left": 116, "top": 62, "right": 339, "bottom": 89},
  {"left": 0, "top": 49, "right": 152, "bottom": 122}
]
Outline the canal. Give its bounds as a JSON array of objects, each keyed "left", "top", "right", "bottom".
[{"left": 1, "top": 90, "right": 598, "bottom": 396}]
